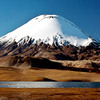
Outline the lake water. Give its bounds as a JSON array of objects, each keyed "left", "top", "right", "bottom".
[{"left": 0, "top": 82, "right": 100, "bottom": 88}]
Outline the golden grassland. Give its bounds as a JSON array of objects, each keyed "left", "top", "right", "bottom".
[
  {"left": 0, "top": 88, "right": 100, "bottom": 100},
  {"left": 0, "top": 56, "right": 100, "bottom": 81},
  {"left": 0, "top": 67, "right": 100, "bottom": 82}
]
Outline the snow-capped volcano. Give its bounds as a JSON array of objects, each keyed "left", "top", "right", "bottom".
[{"left": 0, "top": 15, "right": 92, "bottom": 47}]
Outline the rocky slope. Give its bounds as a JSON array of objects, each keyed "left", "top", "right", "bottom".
[{"left": 0, "top": 41, "right": 99, "bottom": 60}]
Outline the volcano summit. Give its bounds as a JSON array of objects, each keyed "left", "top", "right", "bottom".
[
  {"left": 0, "top": 15, "right": 99, "bottom": 60},
  {"left": 0, "top": 15, "right": 92, "bottom": 47}
]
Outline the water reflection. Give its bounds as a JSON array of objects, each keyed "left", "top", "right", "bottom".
[{"left": 0, "top": 82, "right": 100, "bottom": 88}]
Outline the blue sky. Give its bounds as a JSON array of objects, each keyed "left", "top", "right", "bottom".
[{"left": 0, "top": 0, "right": 100, "bottom": 40}]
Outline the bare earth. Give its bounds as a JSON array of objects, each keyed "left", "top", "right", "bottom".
[{"left": 0, "top": 88, "right": 100, "bottom": 100}]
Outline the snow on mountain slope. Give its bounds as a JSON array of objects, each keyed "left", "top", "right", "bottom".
[{"left": 0, "top": 15, "right": 92, "bottom": 47}]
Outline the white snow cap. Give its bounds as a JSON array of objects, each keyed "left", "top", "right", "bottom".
[{"left": 0, "top": 15, "right": 92, "bottom": 46}]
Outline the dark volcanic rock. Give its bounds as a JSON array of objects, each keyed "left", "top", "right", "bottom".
[
  {"left": 9, "top": 56, "right": 65, "bottom": 69},
  {"left": 0, "top": 42, "right": 100, "bottom": 60}
]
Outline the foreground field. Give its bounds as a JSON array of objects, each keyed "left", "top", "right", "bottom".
[
  {"left": 0, "top": 67, "right": 100, "bottom": 81},
  {"left": 0, "top": 88, "right": 100, "bottom": 100}
]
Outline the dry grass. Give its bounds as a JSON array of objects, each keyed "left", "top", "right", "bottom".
[
  {"left": 0, "top": 88, "right": 100, "bottom": 100},
  {"left": 0, "top": 67, "right": 100, "bottom": 81}
]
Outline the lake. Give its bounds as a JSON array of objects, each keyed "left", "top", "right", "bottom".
[{"left": 0, "top": 82, "right": 100, "bottom": 88}]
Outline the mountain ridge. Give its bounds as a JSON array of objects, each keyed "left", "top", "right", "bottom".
[{"left": 0, "top": 15, "right": 99, "bottom": 60}]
